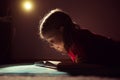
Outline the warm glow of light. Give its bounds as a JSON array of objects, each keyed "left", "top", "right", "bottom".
[{"left": 23, "top": 1, "right": 33, "bottom": 11}]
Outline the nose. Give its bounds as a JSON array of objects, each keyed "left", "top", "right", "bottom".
[{"left": 50, "top": 44, "right": 59, "bottom": 49}]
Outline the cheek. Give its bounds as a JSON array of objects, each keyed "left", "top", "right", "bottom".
[
  {"left": 54, "top": 44, "right": 63, "bottom": 50},
  {"left": 52, "top": 45, "right": 59, "bottom": 49},
  {"left": 51, "top": 44, "right": 64, "bottom": 51}
]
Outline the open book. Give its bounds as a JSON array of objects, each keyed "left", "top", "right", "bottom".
[{"left": 34, "top": 61, "right": 61, "bottom": 69}]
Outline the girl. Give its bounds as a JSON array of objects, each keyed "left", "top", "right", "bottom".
[{"left": 39, "top": 9, "right": 120, "bottom": 66}]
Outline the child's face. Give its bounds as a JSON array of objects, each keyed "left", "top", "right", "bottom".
[{"left": 46, "top": 35, "right": 67, "bottom": 54}]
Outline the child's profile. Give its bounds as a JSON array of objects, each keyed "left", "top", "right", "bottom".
[{"left": 39, "top": 9, "right": 120, "bottom": 66}]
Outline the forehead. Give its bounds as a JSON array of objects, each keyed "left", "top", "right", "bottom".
[
  {"left": 44, "top": 30, "right": 62, "bottom": 38},
  {"left": 45, "top": 33, "right": 63, "bottom": 43},
  {"left": 46, "top": 34, "right": 62, "bottom": 41},
  {"left": 47, "top": 37, "right": 55, "bottom": 41}
]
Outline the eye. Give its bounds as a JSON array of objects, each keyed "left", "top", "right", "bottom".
[
  {"left": 48, "top": 39, "right": 56, "bottom": 47},
  {"left": 49, "top": 39, "right": 55, "bottom": 44}
]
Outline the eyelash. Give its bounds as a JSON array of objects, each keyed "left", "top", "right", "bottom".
[{"left": 50, "top": 40, "right": 55, "bottom": 43}]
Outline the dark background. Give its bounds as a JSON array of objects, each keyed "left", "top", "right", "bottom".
[{"left": 0, "top": 0, "right": 120, "bottom": 64}]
